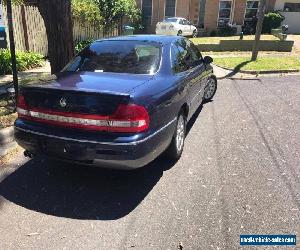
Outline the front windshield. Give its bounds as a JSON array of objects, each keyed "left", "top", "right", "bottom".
[
  {"left": 63, "top": 40, "right": 161, "bottom": 75},
  {"left": 163, "top": 18, "right": 178, "bottom": 23}
]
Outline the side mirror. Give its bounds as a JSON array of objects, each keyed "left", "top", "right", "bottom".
[{"left": 203, "top": 56, "right": 213, "bottom": 64}]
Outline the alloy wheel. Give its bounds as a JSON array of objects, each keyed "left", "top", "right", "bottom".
[
  {"left": 204, "top": 78, "right": 216, "bottom": 100},
  {"left": 176, "top": 115, "right": 185, "bottom": 153}
]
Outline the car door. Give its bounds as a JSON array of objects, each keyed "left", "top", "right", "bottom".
[
  {"left": 185, "top": 20, "right": 193, "bottom": 36},
  {"left": 178, "top": 19, "right": 186, "bottom": 35},
  {"left": 186, "top": 40, "right": 209, "bottom": 103},
  {"left": 181, "top": 19, "right": 190, "bottom": 36},
  {"left": 171, "top": 39, "right": 206, "bottom": 117}
]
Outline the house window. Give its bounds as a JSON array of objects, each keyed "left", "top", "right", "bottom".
[
  {"left": 245, "top": 1, "right": 259, "bottom": 20},
  {"left": 198, "top": 0, "right": 207, "bottom": 28},
  {"left": 142, "top": 0, "right": 153, "bottom": 26},
  {"left": 165, "top": 0, "right": 176, "bottom": 18},
  {"left": 218, "top": 0, "right": 233, "bottom": 27},
  {"left": 283, "top": 3, "right": 300, "bottom": 12}
]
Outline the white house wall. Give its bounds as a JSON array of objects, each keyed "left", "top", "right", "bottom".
[
  {"left": 279, "top": 12, "right": 300, "bottom": 33},
  {"left": 275, "top": 0, "right": 300, "bottom": 34}
]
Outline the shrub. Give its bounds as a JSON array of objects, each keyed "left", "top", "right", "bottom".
[
  {"left": 210, "top": 30, "right": 217, "bottom": 37},
  {"left": 75, "top": 39, "right": 94, "bottom": 54},
  {"left": 0, "top": 49, "right": 44, "bottom": 75},
  {"left": 218, "top": 24, "right": 237, "bottom": 36},
  {"left": 262, "top": 12, "right": 285, "bottom": 34}
]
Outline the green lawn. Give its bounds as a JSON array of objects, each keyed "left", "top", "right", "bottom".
[
  {"left": 191, "top": 35, "right": 279, "bottom": 44},
  {"left": 213, "top": 56, "right": 300, "bottom": 72}
]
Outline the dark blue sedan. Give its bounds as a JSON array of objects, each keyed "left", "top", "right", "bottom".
[{"left": 14, "top": 35, "right": 217, "bottom": 170}]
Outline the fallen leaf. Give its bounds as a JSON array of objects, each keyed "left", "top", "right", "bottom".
[{"left": 27, "top": 232, "right": 39, "bottom": 236}]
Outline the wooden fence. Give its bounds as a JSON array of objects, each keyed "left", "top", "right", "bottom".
[
  {"left": 73, "top": 20, "right": 120, "bottom": 43},
  {"left": 2, "top": 5, "right": 48, "bottom": 55},
  {"left": 2, "top": 5, "right": 119, "bottom": 56}
]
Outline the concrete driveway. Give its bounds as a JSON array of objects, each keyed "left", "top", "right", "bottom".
[{"left": 0, "top": 75, "right": 299, "bottom": 249}]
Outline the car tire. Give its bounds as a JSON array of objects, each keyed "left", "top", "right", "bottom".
[
  {"left": 166, "top": 112, "right": 186, "bottom": 160},
  {"left": 203, "top": 77, "right": 217, "bottom": 102},
  {"left": 192, "top": 30, "right": 197, "bottom": 38},
  {"left": 177, "top": 30, "right": 183, "bottom": 36}
]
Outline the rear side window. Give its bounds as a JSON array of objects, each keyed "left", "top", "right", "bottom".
[
  {"left": 171, "top": 43, "right": 189, "bottom": 73},
  {"left": 171, "top": 39, "right": 202, "bottom": 73}
]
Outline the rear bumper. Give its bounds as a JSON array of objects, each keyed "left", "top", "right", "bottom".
[{"left": 14, "top": 118, "right": 176, "bottom": 170}]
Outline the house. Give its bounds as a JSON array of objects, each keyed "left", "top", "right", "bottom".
[
  {"left": 274, "top": 0, "right": 300, "bottom": 33},
  {"left": 136, "top": 0, "right": 277, "bottom": 33}
]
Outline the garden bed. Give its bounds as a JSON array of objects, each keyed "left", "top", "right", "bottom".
[
  {"left": 191, "top": 35, "right": 294, "bottom": 52},
  {"left": 213, "top": 56, "right": 300, "bottom": 73},
  {"left": 0, "top": 49, "right": 44, "bottom": 75}
]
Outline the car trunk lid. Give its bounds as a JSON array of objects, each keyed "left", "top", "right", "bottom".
[
  {"left": 18, "top": 72, "right": 151, "bottom": 132},
  {"left": 21, "top": 71, "right": 152, "bottom": 115}
]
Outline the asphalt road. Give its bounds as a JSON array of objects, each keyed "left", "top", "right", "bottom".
[{"left": 1, "top": 75, "right": 300, "bottom": 250}]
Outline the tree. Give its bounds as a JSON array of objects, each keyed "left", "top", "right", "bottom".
[
  {"left": 93, "top": 0, "right": 141, "bottom": 34},
  {"left": 251, "top": 0, "right": 267, "bottom": 61},
  {"left": 7, "top": 0, "right": 75, "bottom": 74},
  {"left": 6, "top": 0, "right": 19, "bottom": 100},
  {"left": 72, "top": 0, "right": 103, "bottom": 25},
  {"left": 37, "top": 0, "right": 74, "bottom": 74}
]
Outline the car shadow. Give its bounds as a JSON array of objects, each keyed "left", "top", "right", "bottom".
[
  {"left": 186, "top": 104, "right": 203, "bottom": 135},
  {"left": 0, "top": 155, "right": 171, "bottom": 220},
  {"left": 0, "top": 104, "right": 205, "bottom": 221}
]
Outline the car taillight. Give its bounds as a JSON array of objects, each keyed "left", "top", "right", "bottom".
[
  {"left": 109, "top": 104, "right": 149, "bottom": 132},
  {"left": 17, "top": 94, "right": 30, "bottom": 118},
  {"left": 17, "top": 98, "right": 150, "bottom": 133}
]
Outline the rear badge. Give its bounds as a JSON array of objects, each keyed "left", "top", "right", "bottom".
[{"left": 59, "top": 97, "right": 67, "bottom": 108}]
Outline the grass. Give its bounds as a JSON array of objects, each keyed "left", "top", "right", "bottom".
[
  {"left": 191, "top": 35, "right": 279, "bottom": 44},
  {"left": 213, "top": 56, "right": 300, "bottom": 72}
]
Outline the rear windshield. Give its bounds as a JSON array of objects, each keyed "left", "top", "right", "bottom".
[
  {"left": 163, "top": 18, "right": 178, "bottom": 23},
  {"left": 63, "top": 40, "right": 161, "bottom": 75}
]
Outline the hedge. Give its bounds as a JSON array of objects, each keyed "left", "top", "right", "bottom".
[{"left": 0, "top": 49, "right": 44, "bottom": 75}]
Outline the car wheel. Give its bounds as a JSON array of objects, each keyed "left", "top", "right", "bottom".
[
  {"left": 166, "top": 112, "right": 186, "bottom": 160},
  {"left": 192, "top": 30, "right": 197, "bottom": 38},
  {"left": 177, "top": 30, "right": 183, "bottom": 36},
  {"left": 203, "top": 77, "right": 217, "bottom": 102}
]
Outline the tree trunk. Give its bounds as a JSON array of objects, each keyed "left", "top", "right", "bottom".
[
  {"left": 251, "top": 0, "right": 267, "bottom": 61},
  {"left": 38, "top": 0, "right": 74, "bottom": 74},
  {"left": 6, "top": 0, "right": 19, "bottom": 102}
]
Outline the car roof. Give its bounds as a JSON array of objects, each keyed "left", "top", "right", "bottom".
[{"left": 96, "top": 35, "right": 180, "bottom": 44}]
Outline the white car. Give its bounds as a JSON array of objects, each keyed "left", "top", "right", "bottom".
[{"left": 156, "top": 17, "right": 198, "bottom": 37}]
